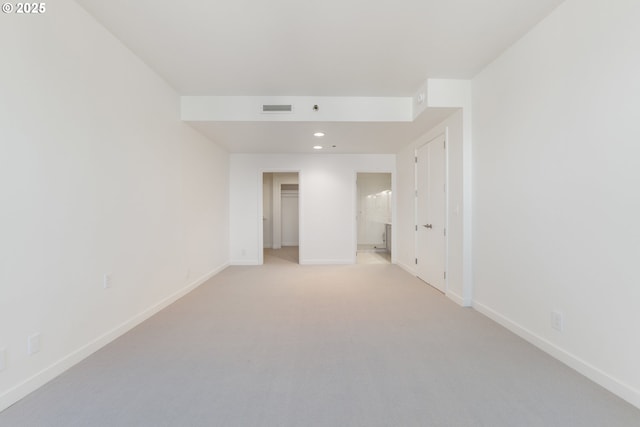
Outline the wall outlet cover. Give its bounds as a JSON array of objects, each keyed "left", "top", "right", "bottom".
[
  {"left": 551, "top": 311, "right": 564, "bottom": 332},
  {"left": 103, "top": 273, "right": 112, "bottom": 289},
  {"left": 28, "top": 333, "right": 41, "bottom": 355},
  {"left": 0, "top": 348, "right": 6, "bottom": 371}
]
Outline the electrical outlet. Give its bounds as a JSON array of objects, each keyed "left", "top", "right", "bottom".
[
  {"left": 103, "top": 273, "right": 112, "bottom": 289},
  {"left": 551, "top": 311, "right": 564, "bottom": 332},
  {"left": 28, "top": 333, "right": 41, "bottom": 355},
  {"left": 0, "top": 348, "right": 6, "bottom": 371}
]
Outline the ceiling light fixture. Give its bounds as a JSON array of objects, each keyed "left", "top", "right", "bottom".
[
  {"left": 313, "top": 132, "right": 325, "bottom": 137},
  {"left": 313, "top": 145, "right": 323, "bottom": 150}
]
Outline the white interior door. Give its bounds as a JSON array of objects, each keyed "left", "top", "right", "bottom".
[{"left": 416, "top": 135, "right": 447, "bottom": 292}]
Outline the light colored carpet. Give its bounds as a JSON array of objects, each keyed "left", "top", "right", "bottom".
[
  {"left": 264, "top": 247, "right": 299, "bottom": 264},
  {"left": 356, "top": 250, "right": 391, "bottom": 265},
  {"left": 1, "top": 263, "right": 639, "bottom": 427}
]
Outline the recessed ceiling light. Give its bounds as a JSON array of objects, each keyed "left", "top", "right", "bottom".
[
  {"left": 313, "top": 132, "right": 325, "bottom": 137},
  {"left": 313, "top": 145, "right": 323, "bottom": 150}
]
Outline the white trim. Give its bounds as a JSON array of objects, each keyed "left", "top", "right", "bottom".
[
  {"left": 259, "top": 170, "right": 301, "bottom": 264},
  {"left": 443, "top": 129, "right": 450, "bottom": 297},
  {"left": 0, "top": 264, "right": 228, "bottom": 412},
  {"left": 446, "top": 290, "right": 465, "bottom": 307},
  {"left": 258, "top": 172, "right": 265, "bottom": 263},
  {"left": 353, "top": 171, "right": 359, "bottom": 265},
  {"left": 473, "top": 300, "right": 640, "bottom": 409},
  {"left": 354, "top": 171, "right": 395, "bottom": 266},
  {"left": 397, "top": 262, "right": 417, "bottom": 276}
]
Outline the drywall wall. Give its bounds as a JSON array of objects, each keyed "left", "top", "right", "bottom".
[
  {"left": 0, "top": 0, "right": 229, "bottom": 411},
  {"left": 472, "top": 0, "right": 640, "bottom": 408},
  {"left": 262, "top": 173, "right": 273, "bottom": 248},
  {"left": 396, "top": 110, "right": 466, "bottom": 305},
  {"left": 230, "top": 154, "right": 395, "bottom": 265}
]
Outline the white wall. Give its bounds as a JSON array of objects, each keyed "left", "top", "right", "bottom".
[
  {"left": 0, "top": 0, "right": 229, "bottom": 410},
  {"left": 230, "top": 154, "right": 395, "bottom": 265},
  {"left": 397, "top": 110, "right": 466, "bottom": 305},
  {"left": 262, "top": 173, "right": 273, "bottom": 247},
  {"left": 472, "top": 0, "right": 640, "bottom": 408}
]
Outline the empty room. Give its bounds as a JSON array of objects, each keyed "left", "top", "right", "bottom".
[{"left": 1, "top": 0, "right": 639, "bottom": 426}]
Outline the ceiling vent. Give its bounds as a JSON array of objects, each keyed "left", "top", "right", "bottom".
[{"left": 262, "top": 104, "right": 293, "bottom": 113}]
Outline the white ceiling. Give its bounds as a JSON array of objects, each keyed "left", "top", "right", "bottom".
[{"left": 76, "top": 0, "right": 564, "bottom": 153}]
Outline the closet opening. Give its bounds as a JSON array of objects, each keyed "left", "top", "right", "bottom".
[{"left": 262, "top": 172, "right": 299, "bottom": 264}]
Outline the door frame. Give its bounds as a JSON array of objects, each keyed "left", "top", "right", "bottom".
[
  {"left": 414, "top": 132, "right": 449, "bottom": 292},
  {"left": 258, "top": 170, "right": 302, "bottom": 265},
  {"left": 353, "top": 171, "right": 395, "bottom": 264}
]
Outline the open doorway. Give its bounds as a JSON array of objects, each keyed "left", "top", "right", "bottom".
[
  {"left": 356, "top": 173, "right": 392, "bottom": 264},
  {"left": 263, "top": 172, "right": 299, "bottom": 264}
]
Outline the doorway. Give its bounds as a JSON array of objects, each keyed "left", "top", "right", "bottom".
[
  {"left": 263, "top": 172, "right": 300, "bottom": 264},
  {"left": 415, "top": 134, "right": 447, "bottom": 292},
  {"left": 356, "top": 173, "right": 392, "bottom": 264}
]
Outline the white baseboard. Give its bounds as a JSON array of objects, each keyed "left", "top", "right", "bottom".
[
  {"left": 394, "top": 263, "right": 468, "bottom": 308},
  {"left": 0, "top": 263, "right": 228, "bottom": 413},
  {"left": 397, "top": 262, "right": 417, "bottom": 276},
  {"left": 446, "top": 290, "right": 465, "bottom": 307},
  {"left": 473, "top": 300, "right": 640, "bottom": 410}
]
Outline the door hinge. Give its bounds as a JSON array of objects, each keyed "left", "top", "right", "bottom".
[
  {"left": 444, "top": 228, "right": 447, "bottom": 236},
  {"left": 415, "top": 156, "right": 418, "bottom": 163},
  {"left": 415, "top": 225, "right": 418, "bottom": 231},
  {"left": 415, "top": 258, "right": 418, "bottom": 265},
  {"left": 415, "top": 190, "right": 418, "bottom": 197},
  {"left": 444, "top": 271, "right": 447, "bottom": 279},
  {"left": 444, "top": 140, "right": 446, "bottom": 149}
]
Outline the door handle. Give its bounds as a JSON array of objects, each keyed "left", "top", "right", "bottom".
[{"left": 423, "top": 224, "right": 432, "bottom": 229}]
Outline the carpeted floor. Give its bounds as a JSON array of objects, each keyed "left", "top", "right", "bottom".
[
  {"left": 264, "top": 247, "right": 299, "bottom": 264},
  {"left": 1, "top": 263, "right": 639, "bottom": 426},
  {"left": 356, "top": 250, "right": 391, "bottom": 264}
]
